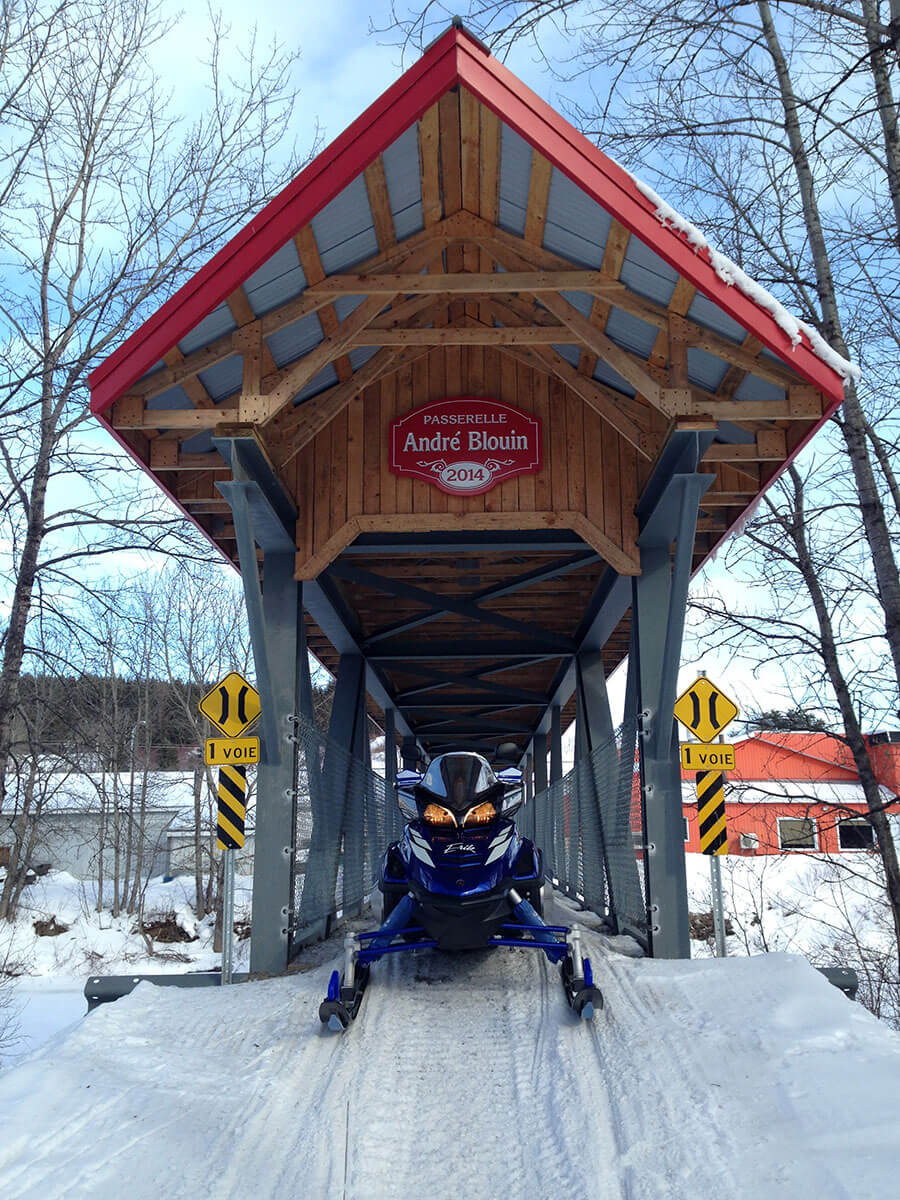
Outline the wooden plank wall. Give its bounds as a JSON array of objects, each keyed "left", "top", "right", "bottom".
[{"left": 291, "top": 347, "right": 644, "bottom": 574}]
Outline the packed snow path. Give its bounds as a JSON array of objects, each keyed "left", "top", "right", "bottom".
[{"left": 1, "top": 927, "right": 899, "bottom": 1199}]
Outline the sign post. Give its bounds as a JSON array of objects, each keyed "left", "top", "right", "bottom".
[
  {"left": 198, "top": 671, "right": 261, "bottom": 984},
  {"left": 673, "top": 674, "right": 739, "bottom": 957}
]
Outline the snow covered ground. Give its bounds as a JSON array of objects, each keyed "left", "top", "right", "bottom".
[
  {"left": 0, "top": 870, "right": 254, "bottom": 1070},
  {"left": 0, "top": 891, "right": 898, "bottom": 1199}
]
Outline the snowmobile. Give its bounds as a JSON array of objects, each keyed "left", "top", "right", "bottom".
[{"left": 318, "top": 751, "right": 602, "bottom": 1031}]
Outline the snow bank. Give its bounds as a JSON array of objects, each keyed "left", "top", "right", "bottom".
[
  {"left": 0, "top": 923, "right": 897, "bottom": 1198},
  {"left": 632, "top": 176, "right": 860, "bottom": 383},
  {"left": 0, "top": 870, "right": 252, "bottom": 980}
]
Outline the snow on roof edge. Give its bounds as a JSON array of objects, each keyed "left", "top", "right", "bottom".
[{"left": 630, "top": 176, "right": 860, "bottom": 384}]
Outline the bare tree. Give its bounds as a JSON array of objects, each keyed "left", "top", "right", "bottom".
[{"left": 0, "top": 0, "right": 315, "bottom": 832}]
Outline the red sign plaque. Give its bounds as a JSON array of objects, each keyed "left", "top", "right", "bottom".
[{"left": 389, "top": 397, "right": 542, "bottom": 496}]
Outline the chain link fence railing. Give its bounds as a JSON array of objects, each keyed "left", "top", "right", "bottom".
[
  {"left": 526, "top": 727, "right": 648, "bottom": 947},
  {"left": 288, "top": 715, "right": 648, "bottom": 954},
  {"left": 291, "top": 718, "right": 402, "bottom": 951}
]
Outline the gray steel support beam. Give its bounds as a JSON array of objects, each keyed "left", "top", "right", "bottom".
[
  {"left": 550, "top": 705, "right": 564, "bottom": 884},
  {"left": 301, "top": 653, "right": 366, "bottom": 927},
  {"left": 401, "top": 736, "right": 418, "bottom": 769},
  {"left": 633, "top": 472, "right": 710, "bottom": 959},
  {"left": 214, "top": 444, "right": 299, "bottom": 976},
  {"left": 574, "top": 651, "right": 614, "bottom": 914},
  {"left": 533, "top": 733, "right": 548, "bottom": 794},
  {"left": 250, "top": 552, "right": 301, "bottom": 975},
  {"left": 384, "top": 708, "right": 401, "bottom": 842},
  {"left": 550, "top": 707, "right": 563, "bottom": 784}
]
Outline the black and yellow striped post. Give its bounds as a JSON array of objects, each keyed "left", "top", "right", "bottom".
[
  {"left": 696, "top": 769, "right": 727, "bottom": 855},
  {"left": 217, "top": 764, "right": 247, "bottom": 850}
]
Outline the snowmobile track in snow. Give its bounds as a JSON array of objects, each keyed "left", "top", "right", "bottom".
[{"left": 2, "top": 922, "right": 899, "bottom": 1199}]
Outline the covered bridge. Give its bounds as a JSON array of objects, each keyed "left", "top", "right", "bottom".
[{"left": 89, "top": 24, "right": 849, "bottom": 974}]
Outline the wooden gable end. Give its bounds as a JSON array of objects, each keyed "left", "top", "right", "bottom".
[{"left": 289, "top": 346, "right": 644, "bottom": 579}]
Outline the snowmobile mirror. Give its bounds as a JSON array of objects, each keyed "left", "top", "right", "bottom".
[
  {"left": 496, "top": 766, "right": 523, "bottom": 786},
  {"left": 396, "top": 768, "right": 423, "bottom": 788}
]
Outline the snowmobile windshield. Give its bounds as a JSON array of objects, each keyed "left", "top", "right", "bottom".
[{"left": 416, "top": 753, "right": 502, "bottom": 818}]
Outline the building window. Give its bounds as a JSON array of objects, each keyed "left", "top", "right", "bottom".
[
  {"left": 838, "top": 819, "right": 874, "bottom": 851},
  {"left": 778, "top": 817, "right": 817, "bottom": 851},
  {"left": 683, "top": 816, "right": 690, "bottom": 842}
]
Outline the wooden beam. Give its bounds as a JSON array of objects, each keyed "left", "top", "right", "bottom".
[
  {"left": 496, "top": 343, "right": 657, "bottom": 460},
  {"left": 662, "top": 391, "right": 812, "bottom": 420},
  {"left": 149, "top": 442, "right": 224, "bottom": 471},
  {"left": 578, "top": 218, "right": 630, "bottom": 377},
  {"left": 303, "top": 270, "right": 623, "bottom": 297},
  {"left": 294, "top": 223, "right": 354, "bottom": 385},
  {"left": 524, "top": 150, "right": 553, "bottom": 245},
  {"left": 700, "top": 490, "right": 758, "bottom": 507},
  {"left": 702, "top": 431, "right": 787, "bottom": 462},
  {"left": 419, "top": 102, "right": 442, "bottom": 228},
  {"left": 129, "top": 220, "right": 463, "bottom": 402},
  {"left": 351, "top": 326, "right": 575, "bottom": 346},
  {"left": 162, "top": 346, "right": 215, "bottom": 410},
  {"left": 464, "top": 212, "right": 799, "bottom": 389},
  {"left": 277, "top": 345, "right": 433, "bottom": 464},
  {"left": 364, "top": 155, "right": 397, "bottom": 252},
  {"left": 112, "top": 401, "right": 237, "bottom": 430},
  {"left": 649, "top": 276, "right": 695, "bottom": 367},
  {"left": 480, "top": 235, "right": 668, "bottom": 410}
]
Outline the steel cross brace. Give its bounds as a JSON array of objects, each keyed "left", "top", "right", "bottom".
[
  {"left": 361, "top": 549, "right": 599, "bottom": 644},
  {"left": 326, "top": 561, "right": 575, "bottom": 651}
]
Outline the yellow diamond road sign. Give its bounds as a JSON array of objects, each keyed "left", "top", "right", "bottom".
[
  {"left": 198, "top": 671, "right": 260, "bottom": 738},
  {"left": 673, "top": 676, "right": 739, "bottom": 744}
]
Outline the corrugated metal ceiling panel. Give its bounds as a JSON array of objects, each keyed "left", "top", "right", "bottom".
[
  {"left": 348, "top": 345, "right": 379, "bottom": 371},
  {"left": 244, "top": 240, "right": 307, "bottom": 317},
  {"left": 734, "top": 373, "right": 785, "bottom": 405},
  {"left": 498, "top": 122, "right": 531, "bottom": 237},
  {"left": 146, "top": 384, "right": 192, "bottom": 411},
  {"left": 687, "top": 347, "right": 730, "bottom": 392},
  {"left": 605, "top": 307, "right": 658, "bottom": 360},
  {"left": 294, "top": 363, "right": 339, "bottom": 403},
  {"left": 619, "top": 239, "right": 679, "bottom": 306},
  {"left": 332, "top": 294, "right": 368, "bottom": 322},
  {"left": 542, "top": 167, "right": 611, "bottom": 268},
  {"left": 382, "top": 124, "right": 424, "bottom": 241},
  {"left": 558, "top": 290, "right": 593, "bottom": 318},
  {"left": 687, "top": 290, "right": 746, "bottom": 343},
  {"left": 591, "top": 358, "right": 636, "bottom": 397},
  {"left": 552, "top": 343, "right": 581, "bottom": 368},
  {"left": 266, "top": 313, "right": 325, "bottom": 370},
  {"left": 178, "top": 303, "right": 236, "bottom": 355},
  {"left": 198, "top": 357, "right": 242, "bottom": 403},
  {"left": 311, "top": 175, "right": 379, "bottom": 274}
]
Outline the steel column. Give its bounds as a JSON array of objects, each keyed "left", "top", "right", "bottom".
[
  {"left": 301, "top": 653, "right": 365, "bottom": 927},
  {"left": 534, "top": 733, "right": 548, "bottom": 794},
  {"left": 250, "top": 551, "right": 301, "bottom": 975},
  {"left": 401, "top": 736, "right": 418, "bottom": 770},
  {"left": 633, "top": 473, "right": 709, "bottom": 958},
  {"left": 574, "top": 651, "right": 614, "bottom": 916},
  {"left": 550, "top": 707, "right": 562, "bottom": 783},
  {"left": 384, "top": 708, "right": 400, "bottom": 841}
]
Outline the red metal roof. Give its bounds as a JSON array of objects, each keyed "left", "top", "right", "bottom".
[{"left": 89, "top": 23, "right": 846, "bottom": 419}]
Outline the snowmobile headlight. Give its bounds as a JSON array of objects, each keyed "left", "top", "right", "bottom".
[
  {"left": 423, "top": 803, "right": 457, "bottom": 827},
  {"left": 463, "top": 801, "right": 497, "bottom": 826}
]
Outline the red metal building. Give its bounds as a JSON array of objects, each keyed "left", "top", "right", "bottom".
[{"left": 681, "top": 731, "right": 900, "bottom": 854}]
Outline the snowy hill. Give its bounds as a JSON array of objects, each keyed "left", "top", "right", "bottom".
[{"left": 0, "top": 903, "right": 898, "bottom": 1199}]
